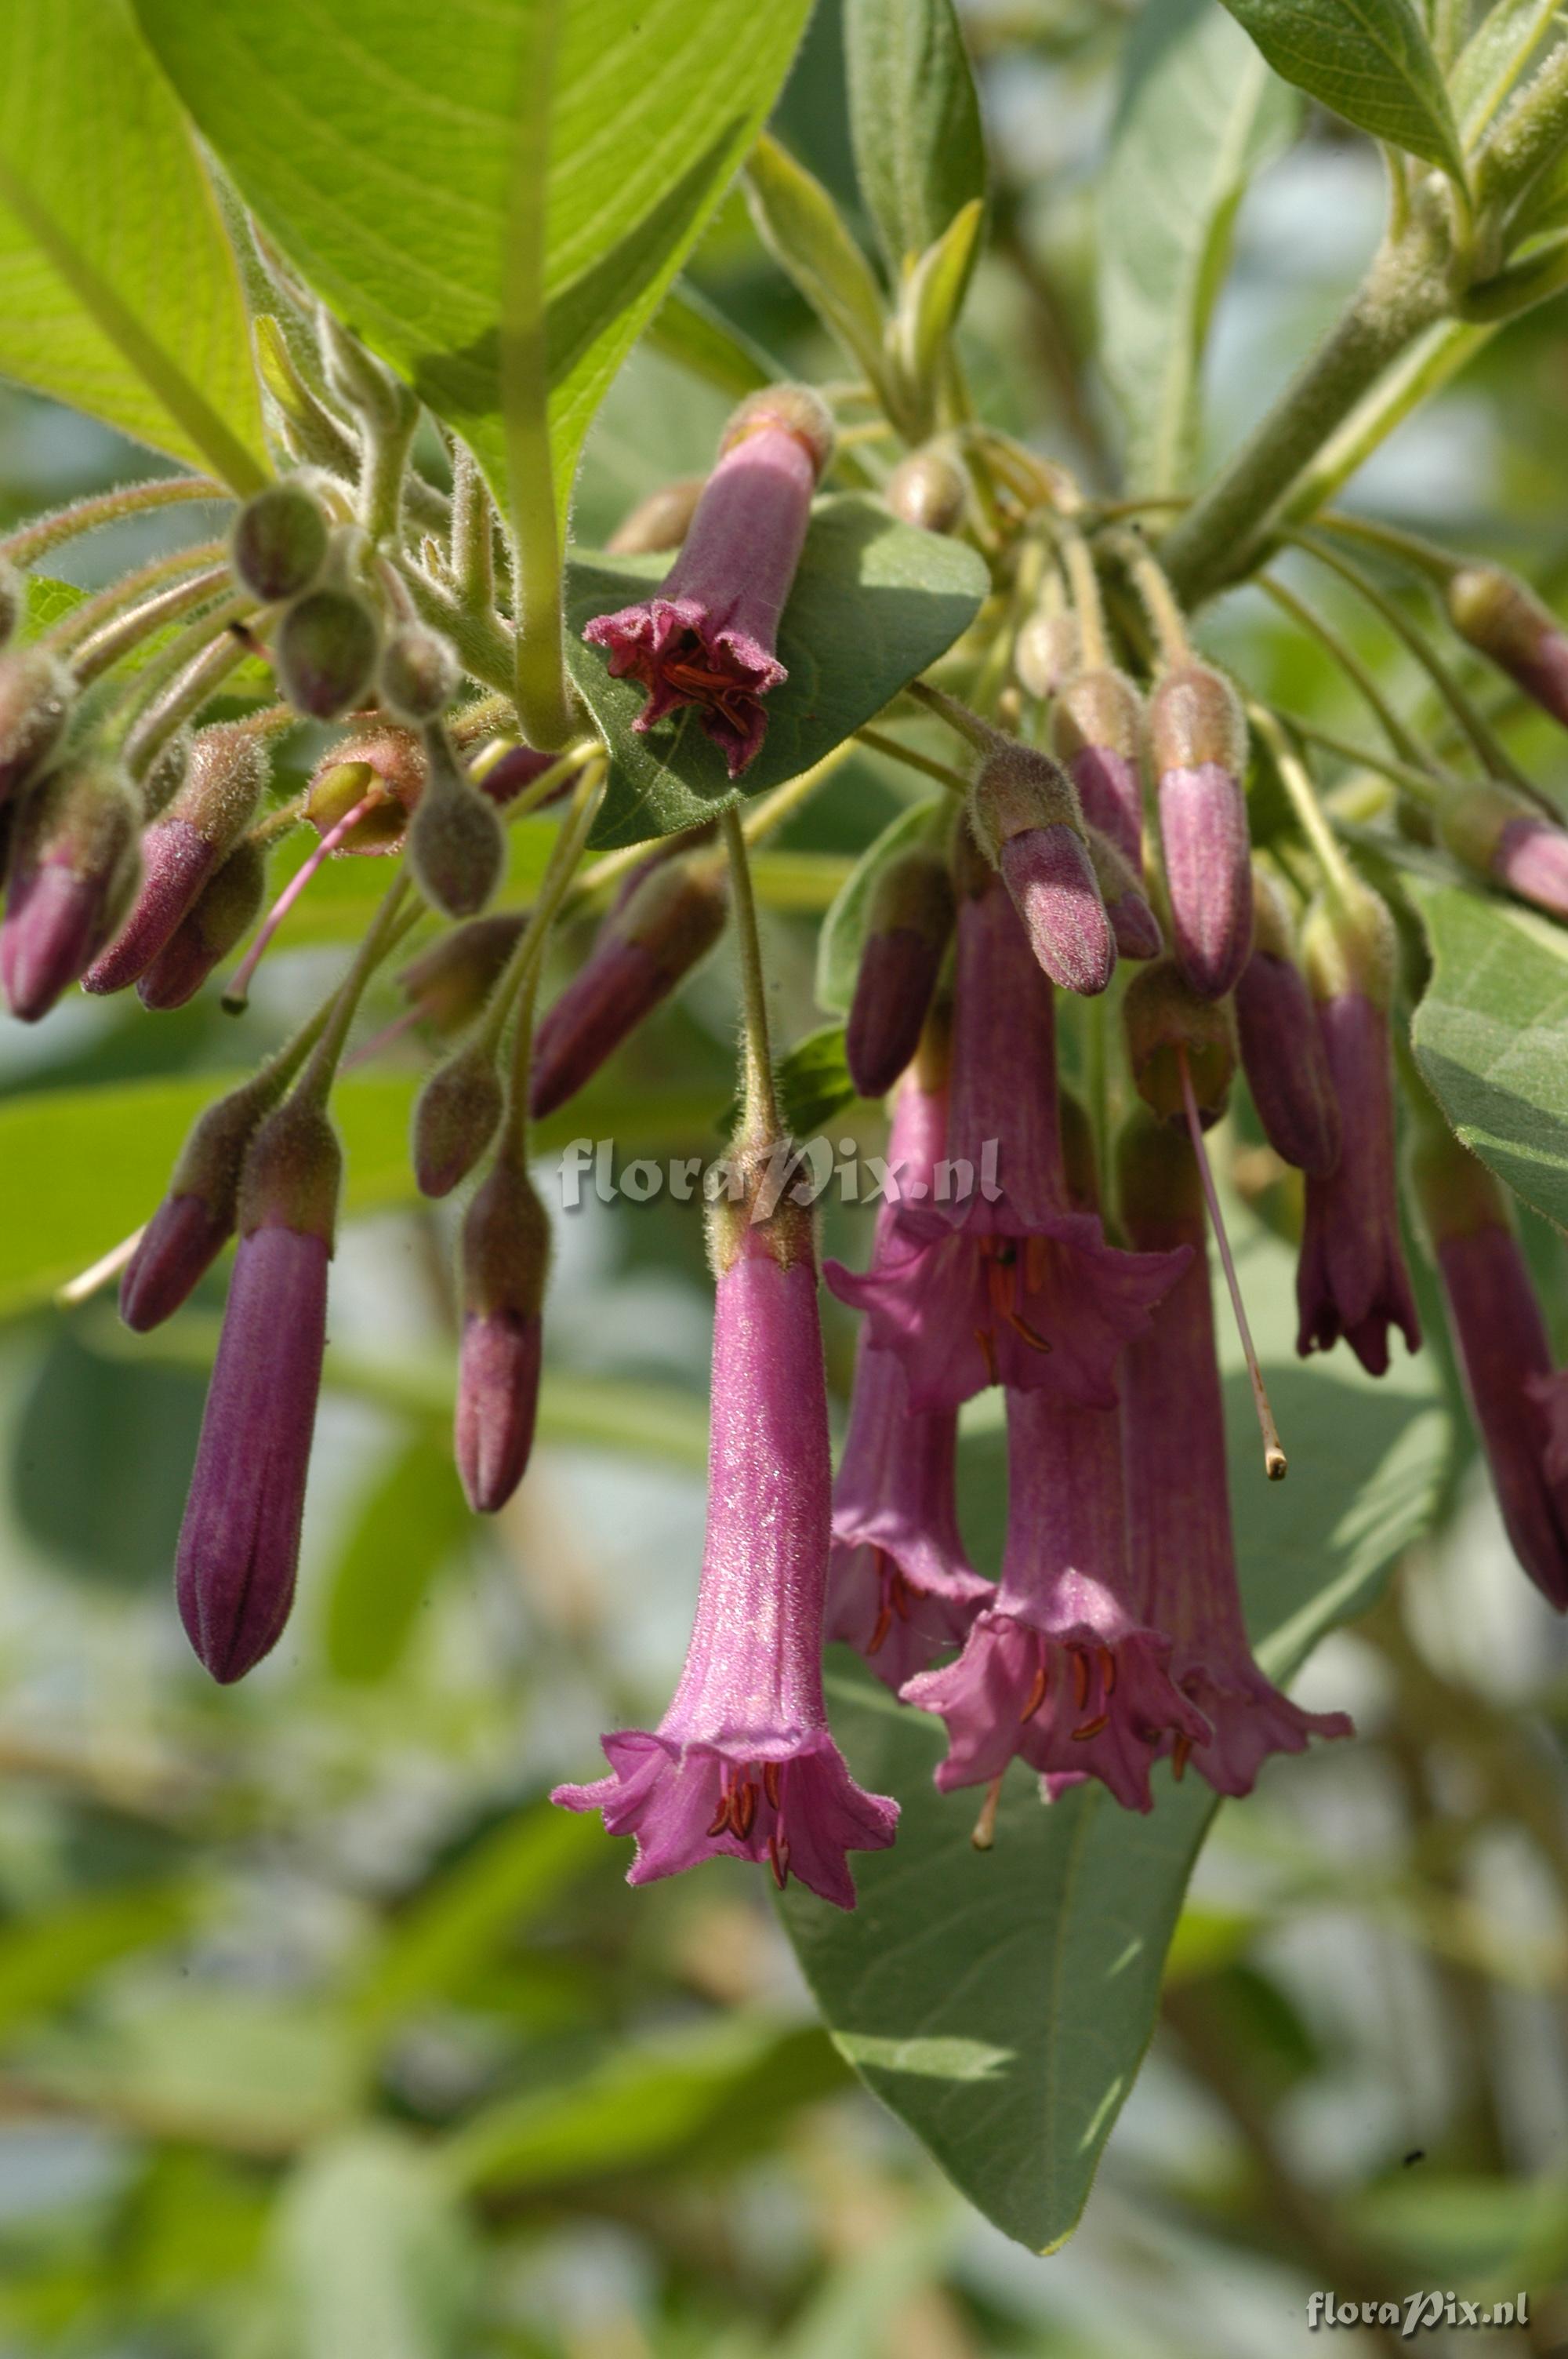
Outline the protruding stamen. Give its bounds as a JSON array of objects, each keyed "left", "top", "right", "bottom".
[
  {"left": 223, "top": 787, "right": 387, "bottom": 1012},
  {"left": 971, "top": 1772, "right": 1004, "bottom": 1852},
  {"left": 340, "top": 1002, "right": 422, "bottom": 1072},
  {"left": 1171, "top": 1732, "right": 1192, "bottom": 1782},
  {"left": 975, "top": 1325, "right": 999, "bottom": 1385},
  {"left": 1177, "top": 1044, "right": 1288, "bottom": 1481},
  {"left": 768, "top": 1830, "right": 790, "bottom": 1889},
  {"left": 56, "top": 1225, "right": 146, "bottom": 1307}
]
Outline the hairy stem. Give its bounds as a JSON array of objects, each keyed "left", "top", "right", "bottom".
[{"left": 721, "top": 801, "right": 779, "bottom": 1141}]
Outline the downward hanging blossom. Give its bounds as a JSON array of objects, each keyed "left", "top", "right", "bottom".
[
  {"left": 583, "top": 384, "right": 834, "bottom": 778},
  {"left": 554, "top": 1154, "right": 897, "bottom": 1906},
  {"left": 826, "top": 831, "right": 1189, "bottom": 1413},
  {"left": 827, "top": 1047, "right": 993, "bottom": 1688},
  {"left": 1120, "top": 1116, "right": 1353, "bottom": 1795}
]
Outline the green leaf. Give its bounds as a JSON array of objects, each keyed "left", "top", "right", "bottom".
[
  {"left": 0, "top": 0, "right": 267, "bottom": 487},
  {"left": 135, "top": 0, "right": 814, "bottom": 515},
  {"left": 717, "top": 1023, "right": 861, "bottom": 1140},
  {"left": 565, "top": 495, "right": 989, "bottom": 847},
  {"left": 1410, "top": 879, "right": 1568, "bottom": 1227},
  {"left": 0, "top": 1885, "right": 191, "bottom": 2041},
  {"left": 325, "top": 1436, "right": 474, "bottom": 1684},
  {"left": 1100, "top": 0, "right": 1299, "bottom": 494},
  {"left": 1217, "top": 0, "right": 1465, "bottom": 180},
  {"left": 779, "top": 1211, "right": 1451, "bottom": 2252},
  {"left": 745, "top": 135, "right": 890, "bottom": 390},
  {"left": 646, "top": 280, "right": 782, "bottom": 402},
  {"left": 815, "top": 796, "right": 946, "bottom": 1016},
  {"left": 1450, "top": 0, "right": 1561, "bottom": 144},
  {"left": 843, "top": 0, "right": 987, "bottom": 276},
  {"left": 272, "top": 2129, "right": 477, "bottom": 2359}
]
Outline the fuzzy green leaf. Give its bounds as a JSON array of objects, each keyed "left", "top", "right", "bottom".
[
  {"left": 844, "top": 0, "right": 987, "bottom": 275},
  {"left": 1218, "top": 0, "right": 1465, "bottom": 180}
]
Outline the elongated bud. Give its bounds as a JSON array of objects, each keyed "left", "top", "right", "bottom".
[
  {"left": 1301, "top": 874, "right": 1396, "bottom": 1011},
  {"left": 85, "top": 724, "right": 267, "bottom": 994},
  {"left": 2, "top": 755, "right": 140, "bottom": 1020},
  {"left": 1083, "top": 825, "right": 1161, "bottom": 961},
  {"left": 142, "top": 727, "right": 194, "bottom": 819},
  {"left": 1446, "top": 564, "right": 1568, "bottom": 729},
  {"left": 456, "top": 1158, "right": 552, "bottom": 1512},
  {"left": 885, "top": 445, "right": 968, "bottom": 535},
  {"left": 1436, "top": 777, "right": 1568, "bottom": 921},
  {"left": 379, "top": 623, "right": 460, "bottom": 724},
  {"left": 1050, "top": 667, "right": 1145, "bottom": 865},
  {"left": 1123, "top": 958, "right": 1236, "bottom": 1128},
  {"left": 398, "top": 912, "right": 525, "bottom": 1034},
  {"left": 1150, "top": 661, "right": 1251, "bottom": 1000},
  {"left": 0, "top": 647, "right": 74, "bottom": 807},
  {"left": 845, "top": 845, "right": 955, "bottom": 1097},
  {"left": 720, "top": 382, "right": 835, "bottom": 476},
  {"left": 120, "top": 1072, "right": 281, "bottom": 1329},
  {"left": 413, "top": 1037, "right": 504, "bottom": 1197},
  {"left": 307, "top": 726, "right": 425, "bottom": 854},
  {"left": 470, "top": 741, "right": 580, "bottom": 811},
  {"left": 969, "top": 739, "right": 1115, "bottom": 996},
  {"left": 138, "top": 837, "right": 269, "bottom": 1010},
  {"left": 408, "top": 723, "right": 505, "bottom": 917},
  {"left": 531, "top": 855, "right": 728, "bottom": 1118},
  {"left": 0, "top": 559, "right": 20, "bottom": 649},
  {"left": 276, "top": 584, "right": 380, "bottom": 719},
  {"left": 1233, "top": 868, "right": 1341, "bottom": 1176},
  {"left": 230, "top": 481, "right": 329, "bottom": 603},
  {"left": 1013, "top": 609, "right": 1081, "bottom": 701},
  {"left": 606, "top": 476, "right": 706, "bottom": 556}
]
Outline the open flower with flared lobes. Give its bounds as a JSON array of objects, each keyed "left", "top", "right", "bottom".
[
  {"left": 1120, "top": 1116, "right": 1353, "bottom": 1795},
  {"left": 1295, "top": 882, "right": 1420, "bottom": 1376},
  {"left": 554, "top": 1173, "right": 897, "bottom": 1906},
  {"left": 1414, "top": 1119, "right": 1568, "bottom": 1611},
  {"left": 827, "top": 1062, "right": 993, "bottom": 1688},
  {"left": 826, "top": 844, "right": 1189, "bottom": 1413},
  {"left": 582, "top": 385, "right": 833, "bottom": 779},
  {"left": 902, "top": 1383, "right": 1211, "bottom": 1811}
]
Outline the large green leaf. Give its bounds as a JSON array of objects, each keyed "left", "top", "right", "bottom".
[
  {"left": 1218, "top": 0, "right": 1465, "bottom": 180},
  {"left": 272, "top": 2129, "right": 477, "bottom": 2359},
  {"left": 566, "top": 496, "right": 989, "bottom": 847},
  {"left": 134, "top": 0, "right": 814, "bottom": 514},
  {"left": 780, "top": 1211, "right": 1450, "bottom": 2252},
  {"left": 0, "top": 0, "right": 267, "bottom": 487},
  {"left": 1410, "top": 878, "right": 1568, "bottom": 1228},
  {"left": 843, "top": 0, "right": 987, "bottom": 276},
  {"left": 1100, "top": 0, "right": 1298, "bottom": 495}
]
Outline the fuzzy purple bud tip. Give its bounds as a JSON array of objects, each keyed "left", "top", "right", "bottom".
[
  {"left": 175, "top": 1223, "right": 328, "bottom": 1682},
  {"left": 1158, "top": 762, "right": 1252, "bottom": 1000},
  {"left": 845, "top": 928, "right": 943, "bottom": 1099},
  {"left": 1492, "top": 815, "right": 1568, "bottom": 921},
  {"left": 1296, "top": 993, "right": 1420, "bottom": 1376},
  {"left": 84, "top": 820, "right": 216, "bottom": 995},
  {"left": 999, "top": 826, "right": 1116, "bottom": 998},
  {"left": 2, "top": 863, "right": 112, "bottom": 1023},
  {"left": 1234, "top": 950, "right": 1341, "bottom": 1178},
  {"left": 456, "top": 1309, "right": 544, "bottom": 1515},
  {"left": 1068, "top": 747, "right": 1142, "bottom": 867},
  {"left": 119, "top": 1194, "right": 230, "bottom": 1333}
]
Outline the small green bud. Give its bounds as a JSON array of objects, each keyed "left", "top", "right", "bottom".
[
  {"left": 239, "top": 1093, "right": 343, "bottom": 1248},
  {"left": 407, "top": 723, "right": 505, "bottom": 917},
  {"left": 1122, "top": 958, "right": 1236, "bottom": 1127},
  {"left": 720, "top": 383, "right": 836, "bottom": 480},
  {"left": 379, "top": 623, "right": 460, "bottom": 723},
  {"left": 884, "top": 445, "right": 969, "bottom": 536},
  {"left": 276, "top": 585, "right": 380, "bottom": 720},
  {"left": 1013, "top": 609, "right": 1080, "bottom": 701},
  {"left": 412, "top": 1038, "right": 504, "bottom": 1198},
  {"left": 230, "top": 482, "right": 330, "bottom": 603}
]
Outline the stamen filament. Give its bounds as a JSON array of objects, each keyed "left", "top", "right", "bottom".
[
  {"left": 223, "top": 789, "right": 388, "bottom": 1012},
  {"left": 1177, "top": 1045, "right": 1287, "bottom": 1481},
  {"left": 971, "top": 1771, "right": 1004, "bottom": 1852}
]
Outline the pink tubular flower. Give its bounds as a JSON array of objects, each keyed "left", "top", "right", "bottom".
[
  {"left": 827, "top": 1069, "right": 992, "bottom": 1688},
  {"left": 1296, "top": 886, "right": 1420, "bottom": 1376},
  {"left": 1150, "top": 663, "right": 1252, "bottom": 1001},
  {"left": 174, "top": 1097, "right": 339, "bottom": 1682},
  {"left": 455, "top": 1155, "right": 551, "bottom": 1515},
  {"left": 582, "top": 386, "right": 833, "bottom": 778},
  {"left": 1050, "top": 667, "right": 1145, "bottom": 867},
  {"left": 2, "top": 755, "right": 140, "bottom": 1021},
  {"left": 902, "top": 1385, "right": 1210, "bottom": 1811},
  {"left": 554, "top": 1180, "right": 897, "bottom": 1906},
  {"left": 826, "top": 852, "right": 1188, "bottom": 1413},
  {"left": 1413, "top": 1125, "right": 1568, "bottom": 1610},
  {"left": 1232, "top": 867, "right": 1341, "bottom": 1179},
  {"left": 970, "top": 741, "right": 1116, "bottom": 999},
  {"left": 1120, "top": 1118, "right": 1353, "bottom": 1794}
]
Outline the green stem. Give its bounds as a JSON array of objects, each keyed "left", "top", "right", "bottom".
[
  {"left": 1274, "top": 709, "right": 1448, "bottom": 805},
  {"left": 1317, "top": 511, "right": 1459, "bottom": 583},
  {"left": 475, "top": 762, "right": 607, "bottom": 1061},
  {"left": 46, "top": 540, "right": 226, "bottom": 659},
  {"left": 71, "top": 564, "right": 233, "bottom": 685},
  {"left": 721, "top": 801, "right": 780, "bottom": 1140},
  {"left": 906, "top": 678, "right": 993, "bottom": 753},
  {"left": 0, "top": 476, "right": 224, "bottom": 569},
  {"left": 1105, "top": 529, "right": 1189, "bottom": 667},
  {"left": 1477, "top": 38, "right": 1568, "bottom": 211},
  {"left": 296, "top": 874, "right": 417, "bottom": 1103},
  {"left": 1279, "top": 320, "right": 1490, "bottom": 532},
  {"left": 394, "top": 556, "right": 515, "bottom": 699},
  {"left": 116, "top": 603, "right": 256, "bottom": 773},
  {"left": 1258, "top": 573, "right": 1430, "bottom": 766},
  {"left": 1055, "top": 524, "right": 1109, "bottom": 669},
  {"left": 450, "top": 445, "right": 496, "bottom": 615},
  {"left": 1247, "top": 703, "right": 1358, "bottom": 899},
  {"left": 855, "top": 726, "right": 970, "bottom": 795},
  {"left": 1159, "top": 231, "right": 1450, "bottom": 605}
]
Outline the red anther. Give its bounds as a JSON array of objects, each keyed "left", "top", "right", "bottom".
[
  {"left": 890, "top": 1569, "right": 912, "bottom": 1621},
  {"left": 733, "top": 1777, "right": 758, "bottom": 1839},
  {"left": 706, "top": 1779, "right": 735, "bottom": 1838},
  {"left": 768, "top": 1830, "right": 790, "bottom": 1890},
  {"left": 1004, "top": 1308, "right": 1052, "bottom": 1353},
  {"left": 1099, "top": 1645, "right": 1118, "bottom": 1696},
  {"left": 1071, "top": 1713, "right": 1110, "bottom": 1742},
  {"left": 868, "top": 1599, "right": 894, "bottom": 1656},
  {"left": 975, "top": 1325, "right": 999, "bottom": 1385},
  {"left": 1171, "top": 1732, "right": 1192, "bottom": 1782},
  {"left": 763, "top": 1761, "right": 782, "bottom": 1812},
  {"left": 1025, "top": 1235, "right": 1049, "bottom": 1291},
  {"left": 1019, "top": 1662, "right": 1049, "bottom": 1722},
  {"left": 1069, "top": 1649, "right": 1090, "bottom": 1710}
]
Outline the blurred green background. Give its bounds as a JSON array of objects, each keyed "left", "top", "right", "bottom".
[{"left": 2, "top": 2, "right": 1568, "bottom": 2353}]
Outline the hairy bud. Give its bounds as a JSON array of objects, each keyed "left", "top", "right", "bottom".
[
  {"left": 2, "top": 754, "right": 140, "bottom": 1020},
  {"left": 456, "top": 1157, "right": 553, "bottom": 1513},
  {"left": 470, "top": 740, "right": 580, "bottom": 811},
  {"left": 1013, "top": 609, "right": 1080, "bottom": 701},
  {"left": 1446, "top": 564, "right": 1568, "bottom": 729},
  {"left": 230, "top": 481, "right": 330, "bottom": 604},
  {"left": 307, "top": 725, "right": 425, "bottom": 854},
  {"left": 1123, "top": 958, "right": 1236, "bottom": 1128},
  {"left": 398, "top": 911, "right": 524, "bottom": 1035},
  {"left": 1149, "top": 660, "right": 1252, "bottom": 1000},
  {"left": 885, "top": 445, "right": 969, "bottom": 535},
  {"left": 379, "top": 623, "right": 460, "bottom": 723},
  {"left": 969, "top": 739, "right": 1115, "bottom": 996},
  {"left": 85, "top": 723, "right": 267, "bottom": 994},
  {"left": 1083, "top": 825, "right": 1161, "bottom": 960},
  {"left": 845, "top": 844, "right": 956, "bottom": 1098},
  {"left": 720, "top": 382, "right": 835, "bottom": 479},
  {"left": 0, "top": 646, "right": 74, "bottom": 807},
  {"left": 1233, "top": 868, "right": 1341, "bottom": 1177},
  {"left": 1050, "top": 667, "right": 1145, "bottom": 864},
  {"left": 412, "top": 1038, "right": 504, "bottom": 1197},
  {"left": 138, "top": 837, "right": 269, "bottom": 1010},
  {"left": 1300, "top": 876, "right": 1396, "bottom": 1010},
  {"left": 119, "top": 1073, "right": 279, "bottom": 1330},
  {"left": 408, "top": 724, "right": 505, "bottom": 917},
  {"left": 1436, "top": 777, "right": 1568, "bottom": 921},
  {"left": 276, "top": 584, "right": 380, "bottom": 719},
  {"left": 606, "top": 476, "right": 706, "bottom": 556}
]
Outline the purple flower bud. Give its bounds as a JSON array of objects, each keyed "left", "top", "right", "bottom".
[
  {"left": 412, "top": 1038, "right": 503, "bottom": 1198},
  {"left": 174, "top": 1098, "right": 340, "bottom": 1682},
  {"left": 471, "top": 743, "right": 580, "bottom": 812},
  {"left": 276, "top": 584, "right": 380, "bottom": 720},
  {"left": 530, "top": 853, "right": 728, "bottom": 1119},
  {"left": 230, "top": 481, "right": 329, "bottom": 604},
  {"left": 1446, "top": 564, "right": 1568, "bottom": 731},
  {"left": 0, "top": 646, "right": 74, "bottom": 807},
  {"left": 1232, "top": 868, "right": 1341, "bottom": 1177},
  {"left": 1436, "top": 779, "right": 1568, "bottom": 922},
  {"left": 1120, "top": 1117, "right": 1353, "bottom": 1794},
  {"left": 2, "top": 754, "right": 140, "bottom": 1020},
  {"left": 583, "top": 384, "right": 833, "bottom": 778},
  {"left": 1150, "top": 662, "right": 1251, "bottom": 1000},
  {"left": 120, "top": 1073, "right": 280, "bottom": 1331},
  {"left": 397, "top": 912, "right": 525, "bottom": 1036},
  {"left": 1083, "top": 823, "right": 1161, "bottom": 961},
  {"left": 554, "top": 1188, "right": 898, "bottom": 1907},
  {"left": 884, "top": 444, "right": 969, "bottom": 536},
  {"left": 844, "top": 845, "right": 954, "bottom": 1099},
  {"left": 1412, "top": 1126, "right": 1568, "bottom": 1609},
  {"left": 1123, "top": 957, "right": 1236, "bottom": 1128},
  {"left": 85, "top": 724, "right": 267, "bottom": 994},
  {"left": 1050, "top": 668, "right": 1145, "bottom": 866},
  {"left": 137, "top": 838, "right": 269, "bottom": 1010},
  {"left": 407, "top": 723, "right": 505, "bottom": 918},
  {"left": 1012, "top": 610, "right": 1080, "bottom": 702},
  {"left": 456, "top": 1156, "right": 552, "bottom": 1513},
  {"left": 970, "top": 743, "right": 1115, "bottom": 998},
  {"left": 1296, "top": 887, "right": 1420, "bottom": 1376},
  {"left": 606, "top": 475, "right": 706, "bottom": 557},
  {"left": 306, "top": 728, "right": 426, "bottom": 854}
]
